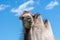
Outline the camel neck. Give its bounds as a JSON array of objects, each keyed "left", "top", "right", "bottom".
[{"left": 24, "top": 28, "right": 31, "bottom": 40}]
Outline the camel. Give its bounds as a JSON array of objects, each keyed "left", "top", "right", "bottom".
[{"left": 19, "top": 11, "right": 55, "bottom": 40}]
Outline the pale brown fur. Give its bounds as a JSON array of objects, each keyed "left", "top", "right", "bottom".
[{"left": 19, "top": 11, "right": 55, "bottom": 40}]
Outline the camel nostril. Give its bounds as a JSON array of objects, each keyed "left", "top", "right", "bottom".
[
  {"left": 27, "top": 17, "right": 31, "bottom": 20},
  {"left": 26, "top": 16, "right": 31, "bottom": 18}
]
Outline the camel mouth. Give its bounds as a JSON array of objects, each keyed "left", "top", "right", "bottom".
[{"left": 23, "top": 17, "right": 32, "bottom": 29}]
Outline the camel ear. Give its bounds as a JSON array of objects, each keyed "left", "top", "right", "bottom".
[{"left": 19, "top": 16, "right": 24, "bottom": 20}]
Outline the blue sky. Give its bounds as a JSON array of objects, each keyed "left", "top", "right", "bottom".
[{"left": 0, "top": 0, "right": 60, "bottom": 40}]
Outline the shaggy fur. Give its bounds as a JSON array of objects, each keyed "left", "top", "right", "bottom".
[{"left": 19, "top": 11, "right": 55, "bottom": 40}]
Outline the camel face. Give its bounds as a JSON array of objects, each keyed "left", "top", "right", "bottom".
[
  {"left": 19, "top": 11, "right": 34, "bottom": 29},
  {"left": 19, "top": 11, "right": 55, "bottom": 40}
]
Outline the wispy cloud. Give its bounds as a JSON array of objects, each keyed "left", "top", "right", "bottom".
[
  {"left": 11, "top": 0, "right": 34, "bottom": 16},
  {"left": 45, "top": 1, "right": 59, "bottom": 10},
  {"left": 0, "top": 4, "right": 10, "bottom": 11}
]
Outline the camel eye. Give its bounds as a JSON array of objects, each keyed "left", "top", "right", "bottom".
[{"left": 22, "top": 17, "right": 24, "bottom": 20}]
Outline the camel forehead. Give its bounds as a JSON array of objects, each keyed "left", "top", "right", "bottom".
[{"left": 22, "top": 13, "right": 32, "bottom": 17}]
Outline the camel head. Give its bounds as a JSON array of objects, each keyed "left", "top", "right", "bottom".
[{"left": 19, "top": 11, "right": 34, "bottom": 29}]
